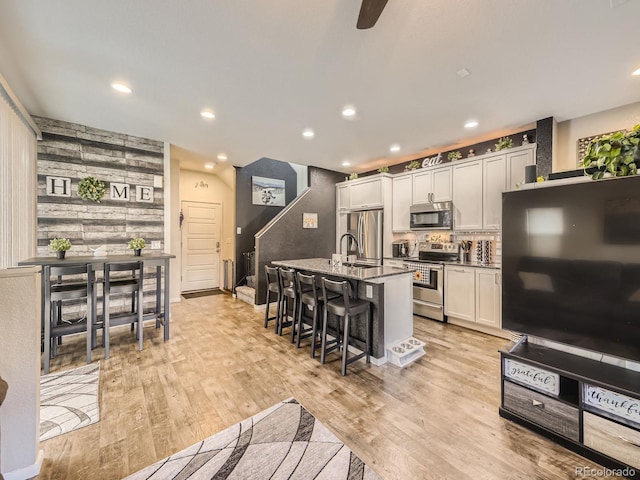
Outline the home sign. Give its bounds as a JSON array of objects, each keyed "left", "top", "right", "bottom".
[
  {"left": 504, "top": 358, "right": 560, "bottom": 395},
  {"left": 46, "top": 176, "right": 154, "bottom": 203},
  {"left": 421, "top": 153, "right": 444, "bottom": 168},
  {"left": 583, "top": 384, "right": 640, "bottom": 427}
]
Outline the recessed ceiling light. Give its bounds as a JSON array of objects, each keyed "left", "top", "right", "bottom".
[
  {"left": 389, "top": 144, "right": 401, "bottom": 153},
  {"left": 111, "top": 82, "right": 132, "bottom": 94},
  {"left": 217, "top": 153, "right": 228, "bottom": 161},
  {"left": 201, "top": 110, "right": 216, "bottom": 119},
  {"left": 464, "top": 120, "right": 479, "bottom": 129},
  {"left": 342, "top": 161, "right": 351, "bottom": 167},
  {"left": 302, "top": 128, "right": 315, "bottom": 139},
  {"left": 205, "top": 163, "right": 215, "bottom": 169},
  {"left": 342, "top": 105, "right": 357, "bottom": 118},
  {"left": 633, "top": 68, "right": 640, "bottom": 76}
]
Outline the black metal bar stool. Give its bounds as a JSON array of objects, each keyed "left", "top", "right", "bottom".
[
  {"left": 278, "top": 268, "right": 299, "bottom": 341},
  {"left": 320, "top": 277, "right": 371, "bottom": 376},
  {"left": 102, "top": 261, "right": 143, "bottom": 359},
  {"left": 264, "top": 265, "right": 282, "bottom": 331},
  {"left": 44, "top": 264, "right": 96, "bottom": 374},
  {"left": 295, "top": 272, "right": 322, "bottom": 351}
]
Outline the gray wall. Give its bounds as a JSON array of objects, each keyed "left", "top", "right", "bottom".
[
  {"left": 234, "top": 158, "right": 298, "bottom": 286},
  {"left": 254, "top": 167, "right": 344, "bottom": 304}
]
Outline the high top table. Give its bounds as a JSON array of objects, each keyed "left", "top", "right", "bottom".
[{"left": 19, "top": 252, "right": 175, "bottom": 341}]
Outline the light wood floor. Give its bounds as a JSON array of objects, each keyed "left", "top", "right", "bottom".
[{"left": 37, "top": 294, "right": 617, "bottom": 480}]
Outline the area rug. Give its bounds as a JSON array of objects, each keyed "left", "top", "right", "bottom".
[
  {"left": 182, "top": 288, "right": 227, "bottom": 299},
  {"left": 124, "top": 398, "right": 381, "bottom": 480},
  {"left": 40, "top": 363, "right": 100, "bottom": 441}
]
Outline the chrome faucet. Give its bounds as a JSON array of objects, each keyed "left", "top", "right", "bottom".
[{"left": 340, "top": 233, "right": 359, "bottom": 257}]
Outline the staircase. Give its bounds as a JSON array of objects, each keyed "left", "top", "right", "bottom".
[{"left": 235, "top": 285, "right": 255, "bottom": 306}]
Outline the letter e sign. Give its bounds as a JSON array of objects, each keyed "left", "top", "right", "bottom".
[{"left": 136, "top": 185, "right": 154, "bottom": 203}]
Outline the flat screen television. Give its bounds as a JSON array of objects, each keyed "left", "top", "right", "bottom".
[{"left": 502, "top": 175, "right": 640, "bottom": 363}]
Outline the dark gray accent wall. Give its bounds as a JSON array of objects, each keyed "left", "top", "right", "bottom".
[
  {"left": 362, "top": 129, "right": 537, "bottom": 176},
  {"left": 536, "top": 117, "right": 554, "bottom": 177},
  {"left": 234, "top": 158, "right": 298, "bottom": 285},
  {"left": 254, "top": 167, "right": 344, "bottom": 304}
]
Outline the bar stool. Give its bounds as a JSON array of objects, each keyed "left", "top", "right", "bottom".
[
  {"left": 264, "top": 265, "right": 282, "bottom": 331},
  {"left": 44, "top": 264, "right": 96, "bottom": 374},
  {"left": 102, "top": 261, "right": 143, "bottom": 360},
  {"left": 320, "top": 277, "right": 372, "bottom": 376},
  {"left": 295, "top": 272, "right": 322, "bottom": 352},
  {"left": 278, "top": 268, "right": 299, "bottom": 340}
]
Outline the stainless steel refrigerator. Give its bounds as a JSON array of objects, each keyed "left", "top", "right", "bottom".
[{"left": 346, "top": 210, "right": 383, "bottom": 265}]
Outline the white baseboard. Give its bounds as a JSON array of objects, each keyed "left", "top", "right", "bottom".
[
  {"left": 2, "top": 449, "right": 43, "bottom": 480},
  {"left": 170, "top": 296, "right": 181, "bottom": 303}
]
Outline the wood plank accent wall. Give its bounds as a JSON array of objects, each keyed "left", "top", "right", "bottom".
[{"left": 33, "top": 116, "right": 164, "bottom": 256}]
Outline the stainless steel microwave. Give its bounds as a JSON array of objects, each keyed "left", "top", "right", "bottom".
[{"left": 409, "top": 202, "right": 453, "bottom": 230}]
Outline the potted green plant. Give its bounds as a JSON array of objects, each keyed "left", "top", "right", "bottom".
[
  {"left": 348, "top": 172, "right": 359, "bottom": 180},
  {"left": 495, "top": 137, "right": 514, "bottom": 151},
  {"left": 49, "top": 237, "right": 71, "bottom": 259},
  {"left": 579, "top": 124, "right": 640, "bottom": 179},
  {"left": 128, "top": 237, "right": 146, "bottom": 256},
  {"left": 447, "top": 151, "right": 462, "bottom": 161},
  {"left": 408, "top": 160, "right": 421, "bottom": 170},
  {"left": 77, "top": 176, "right": 106, "bottom": 203},
  {"left": 377, "top": 165, "right": 389, "bottom": 173}
]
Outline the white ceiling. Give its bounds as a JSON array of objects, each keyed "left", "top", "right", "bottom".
[{"left": 0, "top": 0, "right": 638, "bottom": 174}]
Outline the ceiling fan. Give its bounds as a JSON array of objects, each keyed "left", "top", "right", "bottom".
[{"left": 356, "top": 0, "right": 389, "bottom": 29}]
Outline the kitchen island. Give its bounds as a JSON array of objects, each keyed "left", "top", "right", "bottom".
[{"left": 271, "top": 258, "right": 417, "bottom": 365}]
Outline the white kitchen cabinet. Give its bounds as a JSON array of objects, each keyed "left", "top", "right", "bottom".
[
  {"left": 452, "top": 160, "right": 483, "bottom": 231},
  {"left": 392, "top": 174, "right": 413, "bottom": 231},
  {"left": 507, "top": 147, "right": 536, "bottom": 191},
  {"left": 412, "top": 170, "right": 432, "bottom": 204},
  {"left": 432, "top": 166, "right": 453, "bottom": 202},
  {"left": 475, "top": 269, "right": 501, "bottom": 328},
  {"left": 350, "top": 178, "right": 384, "bottom": 209},
  {"left": 384, "top": 258, "right": 405, "bottom": 268},
  {"left": 412, "top": 166, "right": 452, "bottom": 204},
  {"left": 482, "top": 154, "right": 507, "bottom": 230},
  {"left": 445, "top": 265, "right": 502, "bottom": 329},
  {"left": 444, "top": 266, "right": 475, "bottom": 321},
  {"left": 337, "top": 184, "right": 350, "bottom": 211}
]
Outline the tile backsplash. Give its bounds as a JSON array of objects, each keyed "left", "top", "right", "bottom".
[{"left": 392, "top": 231, "right": 501, "bottom": 264}]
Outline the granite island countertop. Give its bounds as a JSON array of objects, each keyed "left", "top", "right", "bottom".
[{"left": 272, "top": 258, "right": 413, "bottom": 281}]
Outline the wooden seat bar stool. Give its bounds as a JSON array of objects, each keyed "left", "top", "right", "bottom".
[
  {"left": 320, "top": 277, "right": 372, "bottom": 376},
  {"left": 102, "top": 261, "right": 143, "bottom": 360},
  {"left": 264, "top": 265, "right": 282, "bottom": 331},
  {"left": 278, "top": 268, "right": 299, "bottom": 341},
  {"left": 43, "top": 264, "right": 96, "bottom": 374}
]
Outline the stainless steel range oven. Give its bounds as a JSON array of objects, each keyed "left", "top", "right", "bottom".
[{"left": 404, "top": 241, "right": 459, "bottom": 322}]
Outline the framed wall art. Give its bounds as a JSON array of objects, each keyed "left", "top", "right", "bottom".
[
  {"left": 252, "top": 176, "right": 285, "bottom": 206},
  {"left": 302, "top": 213, "right": 318, "bottom": 228}
]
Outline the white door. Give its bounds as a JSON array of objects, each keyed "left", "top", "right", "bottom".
[{"left": 181, "top": 201, "right": 222, "bottom": 292}]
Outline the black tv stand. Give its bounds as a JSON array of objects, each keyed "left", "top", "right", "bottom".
[{"left": 500, "top": 339, "right": 640, "bottom": 478}]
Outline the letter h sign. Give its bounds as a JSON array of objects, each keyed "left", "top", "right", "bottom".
[{"left": 46, "top": 176, "right": 72, "bottom": 197}]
